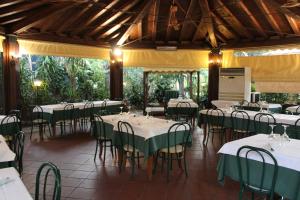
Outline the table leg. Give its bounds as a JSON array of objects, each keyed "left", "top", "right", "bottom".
[
  {"left": 147, "top": 156, "right": 154, "bottom": 180},
  {"left": 202, "top": 123, "right": 207, "bottom": 144},
  {"left": 52, "top": 124, "right": 56, "bottom": 137}
]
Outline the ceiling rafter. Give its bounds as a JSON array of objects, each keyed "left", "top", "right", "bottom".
[
  {"left": 179, "top": 0, "right": 197, "bottom": 42},
  {"left": 165, "top": 2, "right": 173, "bottom": 42},
  {"left": 100, "top": 16, "right": 132, "bottom": 39},
  {"left": 0, "top": 1, "right": 46, "bottom": 18},
  {"left": 266, "top": 0, "right": 300, "bottom": 21},
  {"left": 199, "top": 0, "right": 217, "bottom": 47},
  {"left": 216, "top": 0, "right": 253, "bottom": 39},
  {"left": 56, "top": 3, "right": 92, "bottom": 34},
  {"left": 254, "top": 0, "right": 283, "bottom": 37},
  {"left": 87, "top": 0, "right": 140, "bottom": 37},
  {"left": 238, "top": 0, "right": 267, "bottom": 38},
  {"left": 147, "top": 0, "right": 160, "bottom": 41},
  {"left": 0, "top": 0, "right": 24, "bottom": 9},
  {"left": 192, "top": 16, "right": 206, "bottom": 42},
  {"left": 71, "top": 0, "right": 121, "bottom": 36},
  {"left": 210, "top": 11, "right": 237, "bottom": 39},
  {"left": 9, "top": 3, "right": 74, "bottom": 34},
  {"left": 116, "top": 0, "right": 154, "bottom": 46},
  {"left": 285, "top": 14, "right": 300, "bottom": 35}
]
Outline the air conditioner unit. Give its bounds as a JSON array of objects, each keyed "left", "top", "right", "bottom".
[{"left": 218, "top": 67, "right": 251, "bottom": 102}]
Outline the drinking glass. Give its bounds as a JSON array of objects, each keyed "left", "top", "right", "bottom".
[
  {"left": 119, "top": 106, "right": 123, "bottom": 115},
  {"left": 268, "top": 124, "right": 276, "bottom": 138},
  {"left": 282, "top": 124, "right": 290, "bottom": 142}
]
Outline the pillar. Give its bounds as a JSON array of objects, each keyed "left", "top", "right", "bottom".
[
  {"left": 110, "top": 48, "right": 123, "bottom": 100},
  {"left": 207, "top": 48, "right": 222, "bottom": 107},
  {"left": 2, "top": 35, "right": 21, "bottom": 113}
]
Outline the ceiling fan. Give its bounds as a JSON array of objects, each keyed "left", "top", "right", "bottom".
[{"left": 281, "top": 0, "right": 300, "bottom": 8}]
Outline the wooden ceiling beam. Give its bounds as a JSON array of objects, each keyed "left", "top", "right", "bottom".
[
  {"left": 254, "top": 0, "right": 283, "bottom": 36},
  {"left": 117, "top": 0, "right": 154, "bottom": 46},
  {"left": 0, "top": 1, "right": 46, "bottom": 18},
  {"left": 9, "top": 3, "right": 74, "bottom": 34},
  {"left": 199, "top": 0, "right": 217, "bottom": 48},
  {"left": 216, "top": 0, "right": 253, "bottom": 39},
  {"left": 238, "top": 0, "right": 267, "bottom": 38},
  {"left": 87, "top": 0, "right": 140, "bottom": 37},
  {"left": 147, "top": 0, "right": 160, "bottom": 41},
  {"left": 165, "top": 2, "right": 173, "bottom": 42},
  {"left": 0, "top": 0, "right": 24, "bottom": 8},
  {"left": 71, "top": 0, "right": 121, "bottom": 36},
  {"left": 210, "top": 11, "right": 237, "bottom": 39},
  {"left": 285, "top": 14, "right": 300, "bottom": 35},
  {"left": 265, "top": 0, "right": 300, "bottom": 21},
  {"left": 192, "top": 17, "right": 207, "bottom": 42},
  {"left": 56, "top": 3, "right": 92, "bottom": 34},
  {"left": 179, "top": 0, "right": 197, "bottom": 41}
]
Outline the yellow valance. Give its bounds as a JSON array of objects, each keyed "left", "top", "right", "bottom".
[
  {"left": 256, "top": 82, "right": 300, "bottom": 93},
  {"left": 123, "top": 49, "right": 209, "bottom": 71},
  {"left": 0, "top": 35, "right": 5, "bottom": 52},
  {"left": 223, "top": 50, "right": 300, "bottom": 83},
  {"left": 17, "top": 39, "right": 110, "bottom": 60}
]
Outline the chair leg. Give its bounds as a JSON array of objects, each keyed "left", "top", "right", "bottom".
[
  {"left": 60, "top": 122, "right": 63, "bottom": 136},
  {"left": 103, "top": 142, "right": 106, "bottom": 165},
  {"left": 94, "top": 140, "right": 99, "bottom": 162},
  {"left": 167, "top": 153, "right": 171, "bottom": 182},
  {"left": 177, "top": 153, "right": 182, "bottom": 170},
  {"left": 153, "top": 151, "right": 159, "bottom": 174},
  {"left": 131, "top": 153, "right": 135, "bottom": 178},
  {"left": 30, "top": 123, "right": 34, "bottom": 140},
  {"left": 118, "top": 150, "right": 123, "bottom": 173},
  {"left": 205, "top": 132, "right": 210, "bottom": 146},
  {"left": 183, "top": 152, "right": 188, "bottom": 177},
  {"left": 47, "top": 124, "right": 52, "bottom": 137},
  {"left": 99, "top": 141, "right": 103, "bottom": 159},
  {"left": 161, "top": 152, "right": 165, "bottom": 172},
  {"left": 137, "top": 152, "right": 140, "bottom": 168}
]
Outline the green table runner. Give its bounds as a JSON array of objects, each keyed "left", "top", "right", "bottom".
[{"left": 217, "top": 154, "right": 300, "bottom": 199}]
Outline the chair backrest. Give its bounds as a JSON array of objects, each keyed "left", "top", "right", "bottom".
[
  {"left": 0, "top": 115, "right": 19, "bottom": 136},
  {"left": 167, "top": 122, "right": 191, "bottom": 153},
  {"left": 117, "top": 121, "right": 135, "bottom": 152},
  {"left": 92, "top": 114, "right": 106, "bottom": 139},
  {"left": 32, "top": 106, "right": 44, "bottom": 124},
  {"left": 285, "top": 110, "right": 293, "bottom": 115},
  {"left": 296, "top": 106, "right": 300, "bottom": 115},
  {"left": 35, "top": 162, "right": 61, "bottom": 200},
  {"left": 254, "top": 113, "right": 276, "bottom": 134},
  {"left": 293, "top": 118, "right": 300, "bottom": 139},
  {"left": 63, "top": 104, "right": 74, "bottom": 120},
  {"left": 100, "top": 100, "right": 107, "bottom": 114},
  {"left": 237, "top": 145, "right": 278, "bottom": 199},
  {"left": 231, "top": 110, "right": 250, "bottom": 133},
  {"left": 84, "top": 102, "right": 94, "bottom": 118},
  {"left": 206, "top": 108, "right": 225, "bottom": 129},
  {"left": 11, "top": 131, "right": 25, "bottom": 175},
  {"left": 240, "top": 100, "right": 249, "bottom": 106}
]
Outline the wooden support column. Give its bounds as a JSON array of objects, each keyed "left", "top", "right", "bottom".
[
  {"left": 2, "top": 35, "right": 21, "bottom": 113},
  {"left": 208, "top": 49, "right": 222, "bottom": 107},
  {"left": 143, "top": 71, "right": 149, "bottom": 114},
  {"left": 110, "top": 49, "right": 123, "bottom": 100},
  {"left": 189, "top": 72, "right": 193, "bottom": 99},
  {"left": 197, "top": 71, "right": 200, "bottom": 104}
]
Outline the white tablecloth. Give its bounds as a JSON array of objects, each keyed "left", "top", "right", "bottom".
[
  {"left": 200, "top": 109, "right": 300, "bottom": 125},
  {"left": 286, "top": 105, "right": 300, "bottom": 113},
  {"left": 247, "top": 102, "right": 282, "bottom": 109},
  {"left": 0, "top": 167, "right": 32, "bottom": 200},
  {"left": 218, "top": 134, "right": 300, "bottom": 172},
  {"left": 168, "top": 99, "right": 198, "bottom": 108},
  {"left": 101, "top": 114, "right": 187, "bottom": 140},
  {"left": 0, "top": 116, "right": 18, "bottom": 124},
  {"left": 211, "top": 100, "right": 239, "bottom": 108},
  {"left": 35, "top": 100, "right": 123, "bottom": 114},
  {"left": 0, "top": 135, "right": 15, "bottom": 163}
]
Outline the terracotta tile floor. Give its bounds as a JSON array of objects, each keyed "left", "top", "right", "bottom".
[{"left": 21, "top": 125, "right": 240, "bottom": 200}]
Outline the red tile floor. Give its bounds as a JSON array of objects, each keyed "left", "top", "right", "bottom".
[{"left": 22, "top": 125, "right": 240, "bottom": 200}]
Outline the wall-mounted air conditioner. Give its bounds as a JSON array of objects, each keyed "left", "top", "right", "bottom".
[{"left": 218, "top": 67, "right": 251, "bottom": 102}]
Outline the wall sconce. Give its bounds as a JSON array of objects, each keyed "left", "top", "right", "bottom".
[
  {"left": 110, "top": 47, "right": 123, "bottom": 63},
  {"left": 209, "top": 49, "right": 222, "bottom": 65}
]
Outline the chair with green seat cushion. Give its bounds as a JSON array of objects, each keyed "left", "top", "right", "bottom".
[
  {"left": 236, "top": 145, "right": 278, "bottom": 200},
  {"left": 154, "top": 122, "right": 192, "bottom": 182},
  {"left": 174, "top": 102, "right": 192, "bottom": 123},
  {"left": 79, "top": 102, "right": 94, "bottom": 133},
  {"left": 35, "top": 162, "right": 61, "bottom": 200},
  {"left": 92, "top": 114, "right": 114, "bottom": 164},
  {"left": 56, "top": 104, "right": 75, "bottom": 135},
  {"left": 30, "top": 106, "right": 52, "bottom": 140},
  {"left": 254, "top": 113, "right": 276, "bottom": 134},
  {"left": 98, "top": 100, "right": 108, "bottom": 115},
  {"left": 8, "top": 109, "right": 22, "bottom": 131},
  {"left": 231, "top": 110, "right": 250, "bottom": 140},
  {"left": 205, "top": 108, "right": 225, "bottom": 145},
  {"left": 0, "top": 115, "right": 19, "bottom": 145},
  {"left": 117, "top": 121, "right": 144, "bottom": 178},
  {"left": 11, "top": 131, "right": 25, "bottom": 175}
]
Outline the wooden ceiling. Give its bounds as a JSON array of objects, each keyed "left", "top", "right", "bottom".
[{"left": 1, "top": 0, "right": 300, "bottom": 49}]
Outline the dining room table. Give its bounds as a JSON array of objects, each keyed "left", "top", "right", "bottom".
[
  {"left": 95, "top": 113, "right": 192, "bottom": 180},
  {"left": 199, "top": 109, "right": 300, "bottom": 142},
  {"left": 217, "top": 134, "right": 300, "bottom": 200},
  {"left": 286, "top": 105, "right": 300, "bottom": 114},
  {"left": 34, "top": 100, "right": 123, "bottom": 135},
  {"left": 0, "top": 167, "right": 32, "bottom": 200}
]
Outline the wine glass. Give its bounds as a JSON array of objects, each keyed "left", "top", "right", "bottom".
[
  {"left": 282, "top": 124, "right": 290, "bottom": 142},
  {"left": 268, "top": 124, "right": 276, "bottom": 138},
  {"left": 128, "top": 105, "right": 131, "bottom": 114},
  {"left": 146, "top": 110, "right": 150, "bottom": 118},
  {"left": 119, "top": 106, "right": 123, "bottom": 115}
]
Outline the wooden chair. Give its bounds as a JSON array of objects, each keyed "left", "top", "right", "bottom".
[
  {"left": 79, "top": 102, "right": 94, "bottom": 133},
  {"left": 30, "top": 106, "right": 52, "bottom": 140},
  {"left": 253, "top": 113, "right": 276, "bottom": 134},
  {"left": 231, "top": 110, "right": 250, "bottom": 140},
  {"left": 56, "top": 104, "right": 75, "bottom": 135},
  {"left": 205, "top": 108, "right": 226, "bottom": 145}
]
